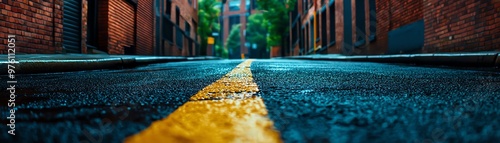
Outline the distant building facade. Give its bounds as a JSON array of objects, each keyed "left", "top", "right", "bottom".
[
  {"left": 158, "top": 0, "right": 200, "bottom": 56},
  {"left": 283, "top": 0, "right": 500, "bottom": 56},
  {"left": 217, "top": 0, "right": 258, "bottom": 59},
  {"left": 0, "top": 0, "right": 200, "bottom": 56}
]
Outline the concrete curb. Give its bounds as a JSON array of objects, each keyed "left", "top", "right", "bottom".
[
  {"left": 0, "top": 58, "right": 124, "bottom": 74},
  {"left": 0, "top": 56, "right": 222, "bottom": 74},
  {"left": 283, "top": 52, "right": 500, "bottom": 67}
]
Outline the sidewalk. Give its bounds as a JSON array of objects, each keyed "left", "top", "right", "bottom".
[
  {"left": 281, "top": 52, "right": 500, "bottom": 67},
  {"left": 0, "top": 54, "right": 222, "bottom": 74}
]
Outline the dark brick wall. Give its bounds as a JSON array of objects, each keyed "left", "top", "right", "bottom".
[
  {"left": 136, "top": 0, "right": 154, "bottom": 55},
  {"left": 82, "top": 0, "right": 88, "bottom": 54},
  {"left": 0, "top": 0, "right": 64, "bottom": 54},
  {"left": 0, "top": 0, "right": 194, "bottom": 56},
  {"left": 423, "top": 0, "right": 500, "bottom": 53},
  {"left": 97, "top": 0, "right": 110, "bottom": 53},
  {"left": 98, "top": 0, "right": 140, "bottom": 54},
  {"left": 387, "top": 0, "right": 423, "bottom": 30},
  {"left": 332, "top": 0, "right": 343, "bottom": 54},
  {"left": 107, "top": 0, "right": 135, "bottom": 54},
  {"left": 365, "top": 0, "right": 423, "bottom": 54},
  {"left": 288, "top": 0, "right": 498, "bottom": 55},
  {"left": 172, "top": 0, "right": 198, "bottom": 56}
]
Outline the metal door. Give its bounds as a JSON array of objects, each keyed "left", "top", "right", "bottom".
[{"left": 63, "top": 0, "right": 82, "bottom": 53}]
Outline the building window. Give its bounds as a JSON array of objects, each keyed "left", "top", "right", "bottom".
[
  {"left": 185, "top": 22, "right": 191, "bottom": 37},
  {"left": 188, "top": 0, "right": 192, "bottom": 5},
  {"left": 304, "top": 25, "right": 308, "bottom": 52},
  {"left": 299, "top": 26, "right": 303, "bottom": 52},
  {"left": 175, "top": 6, "right": 180, "bottom": 25},
  {"left": 355, "top": 0, "right": 366, "bottom": 47},
  {"left": 251, "top": 0, "right": 257, "bottom": 10},
  {"left": 192, "top": 20, "right": 198, "bottom": 40},
  {"left": 321, "top": 10, "right": 327, "bottom": 47},
  {"left": 329, "top": 2, "right": 335, "bottom": 44},
  {"left": 165, "top": 0, "right": 171, "bottom": 18},
  {"left": 176, "top": 27, "right": 183, "bottom": 49},
  {"left": 315, "top": 12, "right": 319, "bottom": 41},
  {"left": 163, "top": 17, "right": 174, "bottom": 42},
  {"left": 228, "top": 15, "right": 240, "bottom": 32},
  {"left": 245, "top": 0, "right": 250, "bottom": 11},
  {"left": 309, "top": 19, "right": 313, "bottom": 49},
  {"left": 292, "top": 25, "right": 297, "bottom": 44},
  {"left": 369, "top": 0, "right": 376, "bottom": 42},
  {"left": 291, "top": 2, "right": 298, "bottom": 21},
  {"left": 302, "top": 0, "right": 307, "bottom": 14},
  {"left": 229, "top": 1, "right": 240, "bottom": 11}
]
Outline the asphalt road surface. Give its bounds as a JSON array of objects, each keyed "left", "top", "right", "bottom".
[{"left": 1, "top": 59, "right": 499, "bottom": 143}]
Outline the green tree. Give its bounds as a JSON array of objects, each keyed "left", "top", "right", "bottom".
[
  {"left": 256, "top": 0, "right": 296, "bottom": 47},
  {"left": 198, "top": 0, "right": 220, "bottom": 55},
  {"left": 225, "top": 24, "right": 242, "bottom": 55},
  {"left": 247, "top": 13, "right": 267, "bottom": 49},
  {"left": 214, "top": 44, "right": 228, "bottom": 58},
  {"left": 246, "top": 13, "right": 268, "bottom": 58}
]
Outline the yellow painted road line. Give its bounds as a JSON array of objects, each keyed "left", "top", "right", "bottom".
[{"left": 124, "top": 60, "right": 282, "bottom": 143}]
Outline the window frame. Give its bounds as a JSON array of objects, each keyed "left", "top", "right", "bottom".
[
  {"left": 315, "top": 12, "right": 320, "bottom": 42},
  {"left": 229, "top": 1, "right": 240, "bottom": 11},
  {"left": 175, "top": 6, "right": 180, "bottom": 25},
  {"left": 185, "top": 21, "right": 191, "bottom": 38},
  {"left": 328, "top": 1, "right": 335, "bottom": 46},
  {"left": 165, "top": 0, "right": 172, "bottom": 18}
]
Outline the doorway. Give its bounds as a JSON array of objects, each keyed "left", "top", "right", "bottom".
[
  {"left": 62, "top": 0, "right": 82, "bottom": 53},
  {"left": 87, "top": 0, "right": 99, "bottom": 52}
]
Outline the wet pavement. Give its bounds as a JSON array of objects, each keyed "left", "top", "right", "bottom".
[{"left": 1, "top": 59, "right": 500, "bottom": 143}]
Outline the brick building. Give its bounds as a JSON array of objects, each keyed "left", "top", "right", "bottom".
[
  {"left": 0, "top": 0, "right": 64, "bottom": 54},
  {"left": 217, "top": 0, "right": 258, "bottom": 59},
  {"left": 158, "top": 0, "right": 200, "bottom": 56},
  {"left": 0, "top": 0, "right": 199, "bottom": 56},
  {"left": 283, "top": 0, "right": 500, "bottom": 56}
]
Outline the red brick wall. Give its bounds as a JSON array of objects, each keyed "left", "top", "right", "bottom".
[
  {"left": 172, "top": 0, "right": 198, "bottom": 56},
  {"left": 0, "top": 0, "right": 63, "bottom": 54},
  {"left": 270, "top": 46, "right": 281, "bottom": 57},
  {"left": 136, "top": 0, "right": 154, "bottom": 55},
  {"left": 291, "top": 0, "right": 498, "bottom": 55},
  {"left": 325, "top": 0, "right": 340, "bottom": 54},
  {"left": 423, "top": 0, "right": 500, "bottom": 52},
  {"left": 367, "top": 0, "right": 423, "bottom": 54},
  {"left": 107, "top": 0, "right": 135, "bottom": 54},
  {"left": 293, "top": 0, "right": 424, "bottom": 55},
  {"left": 82, "top": 0, "right": 88, "bottom": 54},
  {"left": 388, "top": 0, "right": 423, "bottom": 30},
  {"left": 333, "top": 0, "right": 344, "bottom": 54},
  {"left": 220, "top": 1, "right": 249, "bottom": 55}
]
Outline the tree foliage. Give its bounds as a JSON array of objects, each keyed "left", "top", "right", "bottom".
[
  {"left": 223, "top": 13, "right": 268, "bottom": 58},
  {"left": 246, "top": 13, "right": 267, "bottom": 50},
  {"left": 246, "top": 13, "right": 270, "bottom": 58},
  {"left": 214, "top": 44, "right": 228, "bottom": 58},
  {"left": 198, "top": 0, "right": 220, "bottom": 55},
  {"left": 225, "top": 24, "right": 242, "bottom": 52},
  {"left": 256, "top": 0, "right": 296, "bottom": 47}
]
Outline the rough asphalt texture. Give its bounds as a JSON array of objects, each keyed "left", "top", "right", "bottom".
[
  {"left": 252, "top": 60, "right": 500, "bottom": 143},
  {"left": 2, "top": 59, "right": 500, "bottom": 143},
  {"left": 1, "top": 60, "right": 241, "bottom": 143}
]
